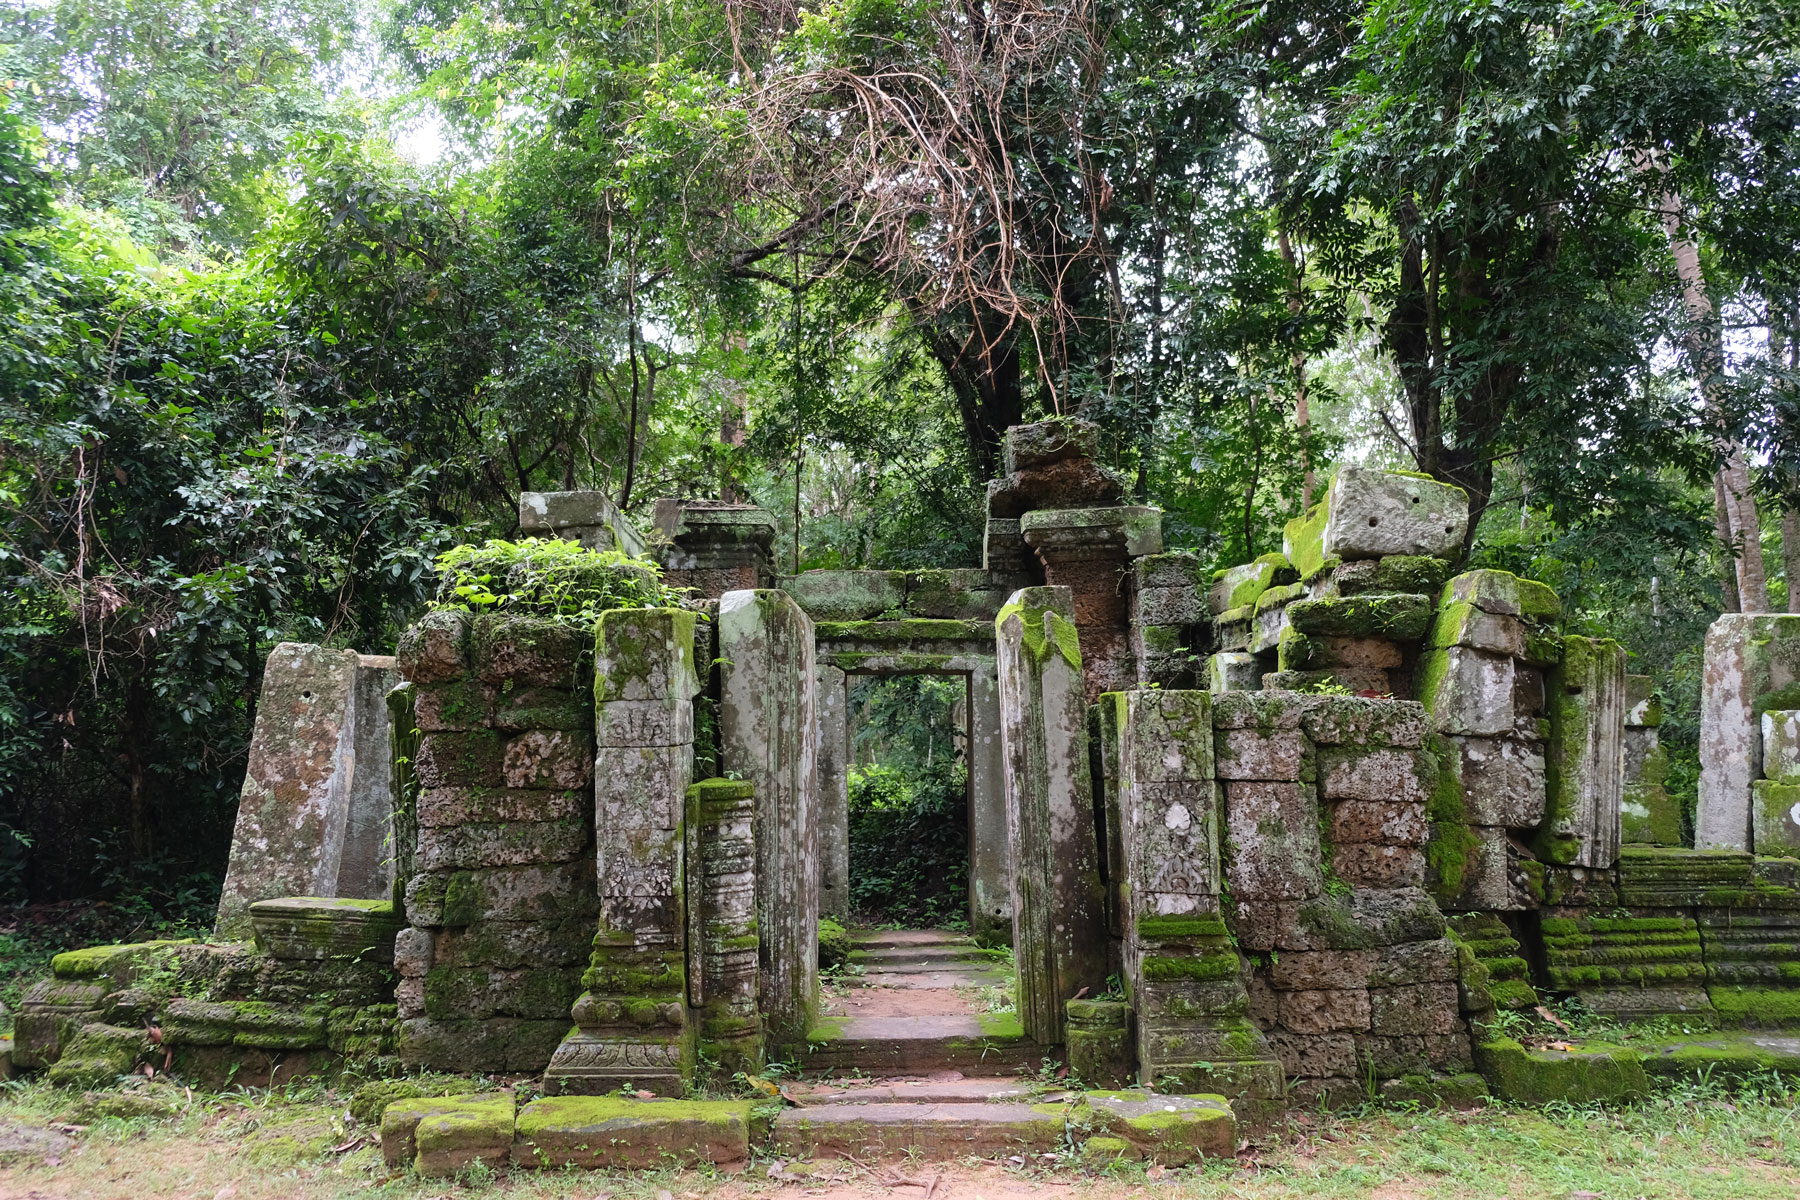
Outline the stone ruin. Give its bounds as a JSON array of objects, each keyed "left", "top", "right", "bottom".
[{"left": 16, "top": 420, "right": 1800, "bottom": 1171}]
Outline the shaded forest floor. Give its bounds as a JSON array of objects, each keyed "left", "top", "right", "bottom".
[{"left": 0, "top": 1074, "right": 1796, "bottom": 1200}]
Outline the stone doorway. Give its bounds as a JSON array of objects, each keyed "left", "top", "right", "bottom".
[{"left": 822, "top": 673, "right": 1013, "bottom": 1041}]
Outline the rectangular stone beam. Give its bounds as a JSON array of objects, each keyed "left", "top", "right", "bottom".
[
  {"left": 995, "top": 586, "right": 1108, "bottom": 1044},
  {"left": 720, "top": 589, "right": 820, "bottom": 1046}
]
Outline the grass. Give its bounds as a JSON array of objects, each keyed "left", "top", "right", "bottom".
[{"left": 0, "top": 1071, "right": 1795, "bottom": 1199}]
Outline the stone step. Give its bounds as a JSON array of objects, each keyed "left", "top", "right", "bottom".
[
  {"left": 784, "top": 1077, "right": 1061, "bottom": 1106},
  {"left": 855, "top": 968, "right": 1010, "bottom": 990},
  {"left": 771, "top": 1101, "right": 1064, "bottom": 1158},
  {"left": 849, "top": 945, "right": 998, "bottom": 968},
  {"left": 849, "top": 929, "right": 975, "bottom": 951},
  {"left": 798, "top": 1014, "right": 1046, "bottom": 1077}
]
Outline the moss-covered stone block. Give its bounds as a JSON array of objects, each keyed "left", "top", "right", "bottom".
[
  {"left": 1077, "top": 1091, "right": 1236, "bottom": 1164},
  {"left": 1753, "top": 781, "right": 1800, "bottom": 857},
  {"left": 43, "top": 1023, "right": 147, "bottom": 1088},
  {"left": 1209, "top": 553, "right": 1298, "bottom": 615},
  {"left": 513, "top": 1096, "right": 753, "bottom": 1169},
  {"left": 1284, "top": 503, "right": 1331, "bottom": 580},
  {"left": 381, "top": 1092, "right": 515, "bottom": 1173},
  {"left": 1474, "top": 1037, "right": 1649, "bottom": 1104},
  {"left": 1286, "top": 594, "right": 1433, "bottom": 641}
]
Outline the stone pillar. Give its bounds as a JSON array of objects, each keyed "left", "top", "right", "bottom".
[
  {"left": 967, "top": 662, "right": 1013, "bottom": 946},
  {"left": 1019, "top": 507, "right": 1163, "bottom": 702},
  {"left": 1131, "top": 553, "right": 1206, "bottom": 689},
  {"left": 1622, "top": 676, "right": 1679, "bottom": 845},
  {"left": 519, "top": 490, "right": 647, "bottom": 556},
  {"left": 1106, "top": 690, "right": 1282, "bottom": 1102},
  {"left": 995, "top": 586, "right": 1108, "bottom": 1044},
  {"left": 653, "top": 501, "right": 778, "bottom": 600},
  {"left": 687, "top": 777, "right": 762, "bottom": 1073},
  {"left": 544, "top": 607, "right": 698, "bottom": 1096},
  {"left": 215, "top": 643, "right": 399, "bottom": 939},
  {"left": 719, "top": 589, "right": 819, "bottom": 1046},
  {"left": 1698, "top": 614, "right": 1800, "bottom": 851},
  {"left": 386, "top": 682, "right": 420, "bottom": 911},
  {"left": 1541, "top": 635, "right": 1627, "bottom": 869},
  {"left": 817, "top": 664, "right": 850, "bottom": 921},
  {"left": 395, "top": 611, "right": 596, "bottom": 1074}
]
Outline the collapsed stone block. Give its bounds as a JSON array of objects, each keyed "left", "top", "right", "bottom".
[
  {"left": 1207, "top": 652, "right": 1263, "bottom": 693},
  {"left": 1321, "top": 467, "right": 1469, "bottom": 561},
  {"left": 381, "top": 1092, "right": 516, "bottom": 1174},
  {"left": 513, "top": 1096, "right": 753, "bottom": 1169},
  {"left": 1419, "top": 646, "right": 1516, "bottom": 737}
]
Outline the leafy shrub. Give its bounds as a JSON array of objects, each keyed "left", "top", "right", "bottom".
[
  {"left": 432, "top": 538, "right": 685, "bottom": 620},
  {"left": 846, "top": 760, "right": 969, "bottom": 928}
]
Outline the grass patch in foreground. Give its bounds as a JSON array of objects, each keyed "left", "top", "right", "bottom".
[{"left": 0, "top": 1072, "right": 1793, "bottom": 1198}]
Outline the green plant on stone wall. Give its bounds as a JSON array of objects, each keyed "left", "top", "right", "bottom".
[{"left": 431, "top": 538, "right": 685, "bottom": 621}]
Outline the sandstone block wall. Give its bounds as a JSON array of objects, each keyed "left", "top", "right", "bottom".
[{"left": 394, "top": 610, "right": 596, "bottom": 1073}]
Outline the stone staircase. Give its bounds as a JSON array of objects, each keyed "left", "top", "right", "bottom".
[
  {"left": 799, "top": 929, "right": 1041, "bottom": 1075},
  {"left": 771, "top": 1076, "right": 1235, "bottom": 1162}
]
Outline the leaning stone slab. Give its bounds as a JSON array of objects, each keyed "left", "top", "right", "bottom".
[
  {"left": 1539, "top": 636, "right": 1626, "bottom": 868},
  {"left": 1322, "top": 468, "right": 1469, "bottom": 561},
  {"left": 216, "top": 644, "right": 399, "bottom": 939},
  {"left": 513, "top": 1096, "right": 752, "bottom": 1169}
]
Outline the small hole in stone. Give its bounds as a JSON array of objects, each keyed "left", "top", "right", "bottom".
[
  {"left": 302, "top": 690, "right": 313, "bottom": 699},
  {"left": 1410, "top": 496, "right": 1420, "bottom": 504},
  {"left": 1445, "top": 524, "right": 1454, "bottom": 533},
  {"left": 1368, "top": 517, "right": 1379, "bottom": 527}
]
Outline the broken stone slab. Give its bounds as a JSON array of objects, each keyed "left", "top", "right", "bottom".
[
  {"left": 1019, "top": 506, "right": 1164, "bottom": 559},
  {"left": 720, "top": 589, "right": 820, "bottom": 1046},
  {"left": 382, "top": 1092, "right": 516, "bottom": 1175},
  {"left": 1075, "top": 1092, "right": 1236, "bottom": 1164},
  {"left": 215, "top": 644, "right": 398, "bottom": 940},
  {"left": 512, "top": 1096, "right": 753, "bottom": 1169},
  {"left": 995, "top": 587, "right": 1109, "bottom": 1044},
  {"left": 1321, "top": 468, "right": 1469, "bottom": 561},
  {"left": 248, "top": 897, "right": 401, "bottom": 962},
  {"left": 1698, "top": 614, "right": 1800, "bottom": 851},
  {"left": 1329, "top": 555, "right": 1453, "bottom": 598},
  {"left": 1426, "top": 600, "right": 1529, "bottom": 658},
  {"left": 1262, "top": 668, "right": 1392, "bottom": 695},
  {"left": 1442, "top": 569, "right": 1561, "bottom": 620},
  {"left": 1474, "top": 1037, "right": 1650, "bottom": 1104},
  {"left": 1539, "top": 635, "right": 1626, "bottom": 869}
]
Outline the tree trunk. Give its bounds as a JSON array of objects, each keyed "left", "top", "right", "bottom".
[{"left": 1659, "top": 189, "right": 1770, "bottom": 611}]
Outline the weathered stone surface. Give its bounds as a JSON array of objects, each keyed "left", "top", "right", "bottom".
[
  {"left": 995, "top": 587, "right": 1108, "bottom": 1043},
  {"left": 967, "top": 663, "right": 1014, "bottom": 945},
  {"left": 1420, "top": 646, "right": 1516, "bottom": 737},
  {"left": 1752, "top": 781, "right": 1800, "bottom": 856},
  {"left": 470, "top": 616, "right": 590, "bottom": 689},
  {"left": 1539, "top": 636, "right": 1626, "bottom": 869},
  {"left": 1698, "top": 614, "right": 1800, "bottom": 850},
  {"left": 396, "top": 609, "right": 472, "bottom": 683},
  {"left": 513, "top": 1096, "right": 752, "bottom": 1169},
  {"left": 1448, "top": 735, "right": 1548, "bottom": 828},
  {"left": 1266, "top": 1031, "right": 1358, "bottom": 1078},
  {"left": 1211, "top": 689, "right": 1311, "bottom": 729},
  {"left": 1320, "top": 749, "right": 1427, "bottom": 806},
  {"left": 1209, "top": 554, "right": 1298, "bottom": 615},
  {"left": 1443, "top": 569, "right": 1561, "bottom": 620},
  {"left": 1065, "top": 999, "right": 1133, "bottom": 1088},
  {"left": 1427, "top": 601, "right": 1528, "bottom": 657},
  {"left": 817, "top": 664, "right": 850, "bottom": 922},
  {"left": 417, "top": 786, "right": 583, "bottom": 828},
  {"left": 1332, "top": 843, "right": 1426, "bottom": 888},
  {"left": 1622, "top": 725, "right": 1679, "bottom": 845},
  {"left": 1763, "top": 710, "right": 1800, "bottom": 783},
  {"left": 385, "top": 1092, "right": 517, "bottom": 1175},
  {"left": 1268, "top": 949, "right": 1373, "bottom": 991},
  {"left": 1327, "top": 800, "right": 1428, "bottom": 846},
  {"left": 412, "top": 730, "right": 504, "bottom": 789},
  {"left": 1223, "top": 782, "right": 1322, "bottom": 901},
  {"left": 416, "top": 817, "right": 586, "bottom": 871},
  {"left": 215, "top": 644, "right": 398, "bottom": 939},
  {"left": 1136, "top": 585, "right": 1205, "bottom": 627},
  {"left": 1302, "top": 697, "right": 1426, "bottom": 748},
  {"left": 687, "top": 778, "right": 762, "bottom": 1072},
  {"left": 1322, "top": 468, "right": 1469, "bottom": 561},
  {"left": 1625, "top": 675, "right": 1663, "bottom": 727},
  {"left": 502, "top": 729, "right": 592, "bottom": 789},
  {"left": 1078, "top": 1092, "right": 1237, "bottom": 1164},
  {"left": 1207, "top": 652, "right": 1264, "bottom": 693},
  {"left": 422, "top": 965, "right": 584, "bottom": 1020},
  {"left": 1285, "top": 594, "right": 1433, "bottom": 642},
  {"left": 1367, "top": 938, "right": 1458, "bottom": 987},
  {"left": 404, "top": 860, "right": 597, "bottom": 926},
  {"left": 398, "top": 1017, "right": 569, "bottom": 1073},
  {"left": 248, "top": 897, "right": 400, "bottom": 962},
  {"left": 519, "top": 490, "right": 646, "bottom": 556},
  {"left": 1279, "top": 988, "right": 1372, "bottom": 1033},
  {"left": 720, "top": 590, "right": 819, "bottom": 1045},
  {"left": 1215, "top": 728, "right": 1308, "bottom": 781}
]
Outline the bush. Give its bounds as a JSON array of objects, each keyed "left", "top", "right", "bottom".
[{"left": 846, "top": 760, "right": 969, "bottom": 928}]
